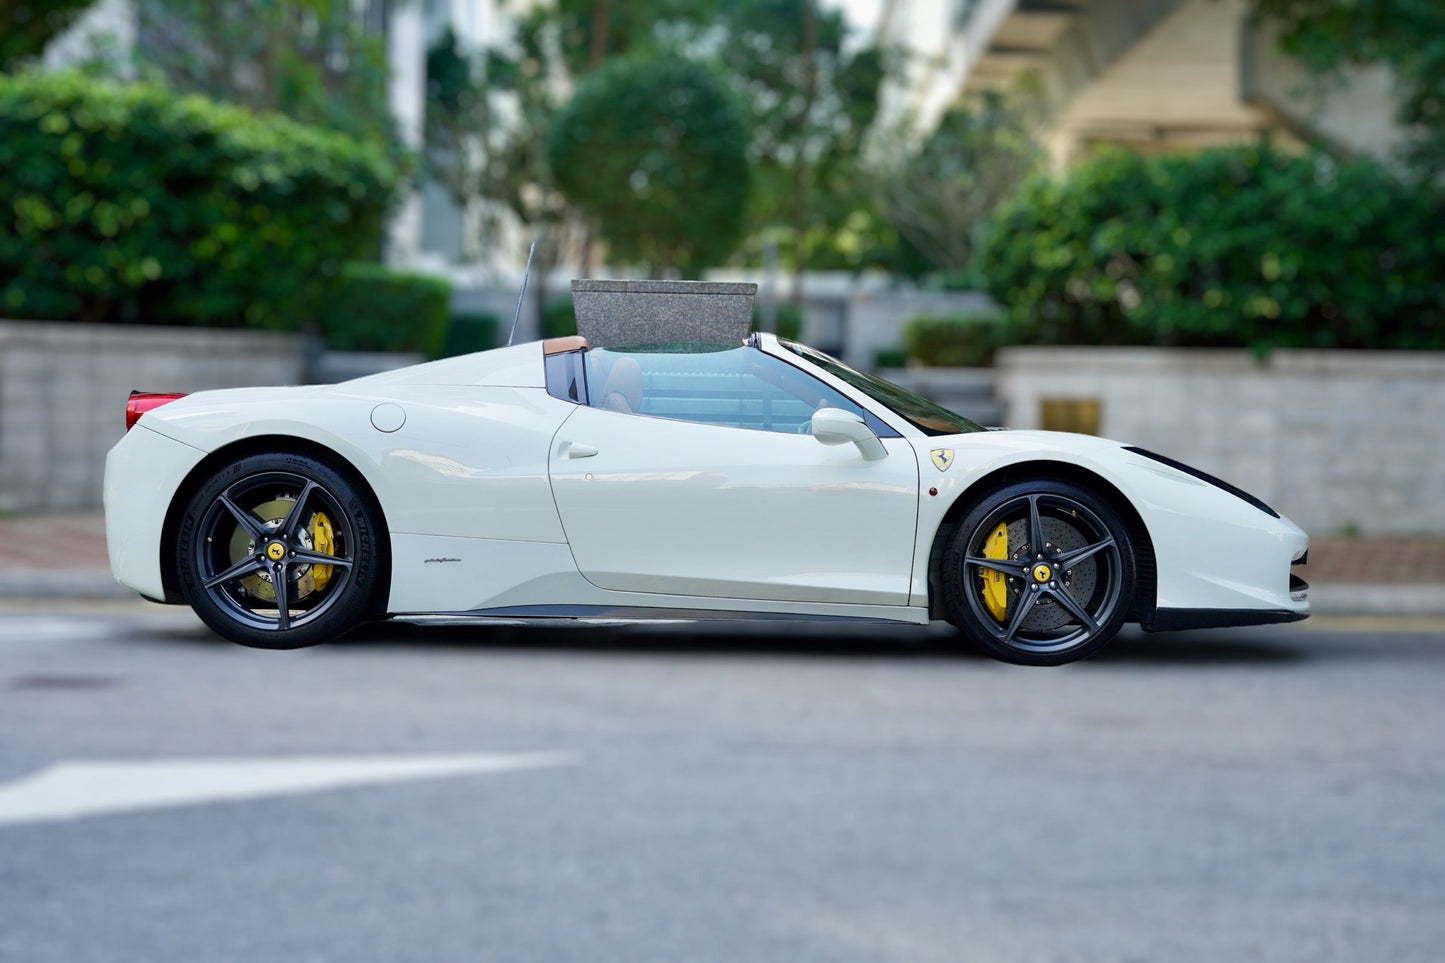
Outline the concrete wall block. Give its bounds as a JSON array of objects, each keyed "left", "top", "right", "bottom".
[
  {"left": 997, "top": 346, "right": 1445, "bottom": 535},
  {"left": 0, "top": 320, "right": 304, "bottom": 511}
]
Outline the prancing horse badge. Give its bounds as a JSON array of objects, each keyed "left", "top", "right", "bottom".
[{"left": 930, "top": 448, "right": 954, "bottom": 472}]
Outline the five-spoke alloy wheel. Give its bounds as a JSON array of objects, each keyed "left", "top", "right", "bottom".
[
  {"left": 176, "top": 453, "right": 382, "bottom": 648},
  {"left": 941, "top": 479, "right": 1137, "bottom": 665}
]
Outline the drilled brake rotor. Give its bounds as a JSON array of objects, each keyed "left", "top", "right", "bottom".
[
  {"left": 984, "top": 514, "right": 1100, "bottom": 631},
  {"left": 226, "top": 496, "right": 327, "bottom": 603}
]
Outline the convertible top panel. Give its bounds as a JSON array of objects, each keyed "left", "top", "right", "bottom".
[{"left": 572, "top": 279, "right": 756, "bottom": 347}]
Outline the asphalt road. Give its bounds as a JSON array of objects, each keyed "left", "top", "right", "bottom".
[{"left": 2, "top": 603, "right": 1443, "bottom": 963}]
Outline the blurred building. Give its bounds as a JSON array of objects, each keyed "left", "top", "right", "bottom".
[{"left": 928, "top": 0, "right": 1403, "bottom": 168}]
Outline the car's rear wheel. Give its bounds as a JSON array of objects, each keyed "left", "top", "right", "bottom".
[
  {"left": 175, "top": 453, "right": 382, "bottom": 649},
  {"left": 941, "top": 479, "right": 1136, "bottom": 665}
]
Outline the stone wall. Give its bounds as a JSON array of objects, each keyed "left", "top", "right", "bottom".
[
  {"left": 0, "top": 321, "right": 304, "bottom": 511},
  {"left": 995, "top": 347, "right": 1445, "bottom": 536}
]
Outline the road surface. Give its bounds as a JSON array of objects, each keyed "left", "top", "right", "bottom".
[{"left": 2, "top": 603, "right": 1443, "bottom": 962}]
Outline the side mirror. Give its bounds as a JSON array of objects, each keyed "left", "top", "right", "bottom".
[{"left": 810, "top": 407, "right": 886, "bottom": 461}]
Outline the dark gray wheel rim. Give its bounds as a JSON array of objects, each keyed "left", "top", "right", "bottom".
[
  {"left": 960, "top": 492, "right": 1123, "bottom": 655},
  {"left": 194, "top": 470, "right": 357, "bottom": 632}
]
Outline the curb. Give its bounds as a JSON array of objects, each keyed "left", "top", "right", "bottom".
[
  {"left": 0, "top": 570, "right": 133, "bottom": 601},
  {"left": 1307, "top": 583, "right": 1445, "bottom": 617}
]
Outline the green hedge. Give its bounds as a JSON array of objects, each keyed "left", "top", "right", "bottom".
[
  {"left": 751, "top": 303, "right": 803, "bottom": 341},
  {"left": 0, "top": 71, "right": 397, "bottom": 328},
  {"left": 541, "top": 297, "right": 577, "bottom": 339},
  {"left": 315, "top": 263, "right": 451, "bottom": 355},
  {"left": 440, "top": 311, "right": 500, "bottom": 357},
  {"left": 903, "top": 312, "right": 1007, "bottom": 367},
  {"left": 976, "top": 143, "right": 1445, "bottom": 350}
]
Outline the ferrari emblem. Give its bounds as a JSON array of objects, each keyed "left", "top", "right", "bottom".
[
  {"left": 265, "top": 541, "right": 286, "bottom": 561},
  {"left": 930, "top": 448, "right": 954, "bottom": 472}
]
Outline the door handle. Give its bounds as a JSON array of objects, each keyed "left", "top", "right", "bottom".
[{"left": 563, "top": 442, "right": 598, "bottom": 459}]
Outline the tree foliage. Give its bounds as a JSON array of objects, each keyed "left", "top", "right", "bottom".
[
  {"left": 547, "top": 54, "right": 750, "bottom": 274},
  {"left": 707, "top": 0, "right": 892, "bottom": 278},
  {"left": 425, "top": 0, "right": 893, "bottom": 277},
  {"left": 875, "top": 93, "right": 1041, "bottom": 275},
  {"left": 1252, "top": 0, "right": 1445, "bottom": 179},
  {"left": 424, "top": 24, "right": 568, "bottom": 265},
  {"left": 132, "top": 0, "right": 398, "bottom": 151},
  {"left": 976, "top": 142, "right": 1445, "bottom": 350},
  {"left": 0, "top": 71, "right": 397, "bottom": 327}
]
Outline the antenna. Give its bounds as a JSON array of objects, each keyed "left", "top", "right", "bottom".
[{"left": 507, "top": 239, "right": 538, "bottom": 347}]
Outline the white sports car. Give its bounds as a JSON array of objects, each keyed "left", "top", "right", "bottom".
[{"left": 105, "top": 331, "right": 1309, "bottom": 665}]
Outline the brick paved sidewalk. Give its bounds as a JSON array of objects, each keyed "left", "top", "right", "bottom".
[{"left": 1, "top": 512, "right": 1443, "bottom": 612}]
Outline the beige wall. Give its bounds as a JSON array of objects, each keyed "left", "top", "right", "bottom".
[{"left": 996, "top": 346, "right": 1445, "bottom": 536}]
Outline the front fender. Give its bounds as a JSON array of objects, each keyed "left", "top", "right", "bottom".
[{"left": 910, "top": 431, "right": 1307, "bottom": 618}]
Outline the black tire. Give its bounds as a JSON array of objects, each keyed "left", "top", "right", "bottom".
[
  {"left": 175, "top": 452, "right": 383, "bottom": 649},
  {"left": 940, "top": 479, "right": 1136, "bottom": 666}
]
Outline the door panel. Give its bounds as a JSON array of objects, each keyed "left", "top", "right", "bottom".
[{"left": 548, "top": 405, "right": 920, "bottom": 605}]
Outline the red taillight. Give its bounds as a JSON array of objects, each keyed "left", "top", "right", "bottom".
[{"left": 126, "top": 391, "right": 187, "bottom": 431}]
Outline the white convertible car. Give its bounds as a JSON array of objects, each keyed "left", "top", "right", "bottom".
[{"left": 105, "top": 330, "right": 1309, "bottom": 665}]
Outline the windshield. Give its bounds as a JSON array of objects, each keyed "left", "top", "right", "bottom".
[{"left": 781, "top": 339, "right": 985, "bottom": 436}]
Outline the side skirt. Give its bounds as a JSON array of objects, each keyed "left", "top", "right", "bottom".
[
  {"left": 394, "top": 604, "right": 930, "bottom": 628},
  {"left": 1143, "top": 607, "right": 1310, "bottom": 632}
]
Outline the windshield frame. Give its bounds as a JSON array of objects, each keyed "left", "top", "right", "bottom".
[{"left": 776, "top": 338, "right": 986, "bottom": 437}]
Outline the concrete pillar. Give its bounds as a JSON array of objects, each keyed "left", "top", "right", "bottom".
[
  {"left": 42, "top": 0, "right": 135, "bottom": 77},
  {"left": 386, "top": 0, "right": 427, "bottom": 265}
]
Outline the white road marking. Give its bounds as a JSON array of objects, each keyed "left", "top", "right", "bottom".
[
  {"left": 0, "top": 752, "right": 576, "bottom": 827},
  {"left": 0, "top": 617, "right": 117, "bottom": 643}
]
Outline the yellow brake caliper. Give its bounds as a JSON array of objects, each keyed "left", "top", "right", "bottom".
[
  {"left": 980, "top": 522, "right": 1010, "bottom": 621},
  {"left": 309, "top": 512, "right": 335, "bottom": 591}
]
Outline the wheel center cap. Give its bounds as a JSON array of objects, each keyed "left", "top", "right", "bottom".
[
  {"left": 264, "top": 541, "right": 287, "bottom": 562},
  {"left": 1033, "top": 563, "right": 1052, "bottom": 582}
]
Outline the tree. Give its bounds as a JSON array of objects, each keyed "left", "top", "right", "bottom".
[
  {"left": 0, "top": 0, "right": 96, "bottom": 71},
  {"left": 547, "top": 54, "right": 750, "bottom": 275},
  {"left": 1252, "top": 0, "right": 1445, "bottom": 180},
  {"left": 874, "top": 93, "right": 1041, "bottom": 276},
  {"left": 707, "top": 0, "right": 893, "bottom": 293},
  {"left": 425, "top": 0, "right": 893, "bottom": 279},
  {"left": 423, "top": 19, "right": 578, "bottom": 301},
  {"left": 535, "top": 0, "right": 713, "bottom": 75},
  {"left": 132, "top": 0, "right": 398, "bottom": 152}
]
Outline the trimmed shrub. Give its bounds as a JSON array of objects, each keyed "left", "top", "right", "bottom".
[
  {"left": 873, "top": 347, "right": 908, "bottom": 369},
  {"left": 542, "top": 297, "right": 577, "bottom": 339},
  {"left": 0, "top": 71, "right": 397, "bottom": 328},
  {"left": 750, "top": 303, "right": 803, "bottom": 341},
  {"left": 315, "top": 263, "right": 451, "bottom": 355},
  {"left": 976, "top": 142, "right": 1445, "bottom": 350},
  {"left": 440, "top": 311, "right": 500, "bottom": 357},
  {"left": 903, "top": 312, "right": 1007, "bottom": 367}
]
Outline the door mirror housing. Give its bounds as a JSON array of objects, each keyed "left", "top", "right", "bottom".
[{"left": 811, "top": 407, "right": 887, "bottom": 461}]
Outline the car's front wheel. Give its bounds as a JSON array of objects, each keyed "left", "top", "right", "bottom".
[
  {"left": 940, "top": 479, "right": 1136, "bottom": 665},
  {"left": 175, "top": 453, "right": 382, "bottom": 648}
]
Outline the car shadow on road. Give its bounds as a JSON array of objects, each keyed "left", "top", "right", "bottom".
[
  {"left": 325, "top": 619, "right": 1313, "bottom": 665},
  {"left": 1090, "top": 628, "right": 1308, "bottom": 664}
]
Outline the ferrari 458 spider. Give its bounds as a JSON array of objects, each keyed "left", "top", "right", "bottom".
[{"left": 106, "top": 331, "right": 1309, "bottom": 664}]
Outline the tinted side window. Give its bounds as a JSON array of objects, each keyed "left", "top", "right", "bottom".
[
  {"left": 545, "top": 350, "right": 588, "bottom": 404},
  {"left": 584, "top": 345, "right": 865, "bottom": 434}
]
